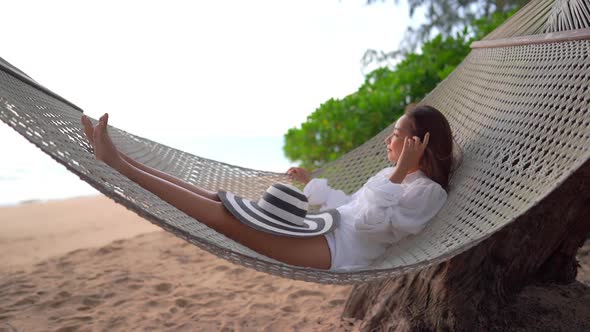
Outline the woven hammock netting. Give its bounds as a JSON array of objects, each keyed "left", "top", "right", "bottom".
[{"left": 1, "top": 0, "right": 589, "bottom": 284}]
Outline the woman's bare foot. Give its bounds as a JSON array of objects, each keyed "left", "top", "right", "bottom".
[
  {"left": 82, "top": 114, "right": 135, "bottom": 165},
  {"left": 81, "top": 114, "right": 95, "bottom": 147},
  {"left": 80, "top": 113, "right": 123, "bottom": 168}
]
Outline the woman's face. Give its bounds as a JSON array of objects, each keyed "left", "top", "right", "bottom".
[{"left": 385, "top": 115, "right": 415, "bottom": 165}]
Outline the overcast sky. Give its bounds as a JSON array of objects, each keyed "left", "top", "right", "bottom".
[{"left": 0, "top": 0, "right": 425, "bottom": 203}]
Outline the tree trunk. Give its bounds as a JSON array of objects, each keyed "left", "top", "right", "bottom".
[{"left": 343, "top": 160, "right": 590, "bottom": 331}]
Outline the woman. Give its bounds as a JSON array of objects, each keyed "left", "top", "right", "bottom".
[{"left": 80, "top": 104, "right": 454, "bottom": 271}]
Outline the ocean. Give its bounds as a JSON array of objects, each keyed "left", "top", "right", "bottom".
[{"left": 0, "top": 125, "right": 295, "bottom": 206}]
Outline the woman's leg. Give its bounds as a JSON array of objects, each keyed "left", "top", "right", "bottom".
[
  {"left": 82, "top": 114, "right": 332, "bottom": 269},
  {"left": 114, "top": 155, "right": 332, "bottom": 269},
  {"left": 122, "top": 154, "right": 221, "bottom": 202},
  {"left": 82, "top": 115, "right": 220, "bottom": 201}
]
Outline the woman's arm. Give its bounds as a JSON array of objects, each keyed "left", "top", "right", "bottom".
[
  {"left": 288, "top": 167, "right": 353, "bottom": 209},
  {"left": 120, "top": 153, "right": 220, "bottom": 202}
]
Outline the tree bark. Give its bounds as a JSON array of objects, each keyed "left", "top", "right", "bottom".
[{"left": 343, "top": 160, "right": 590, "bottom": 331}]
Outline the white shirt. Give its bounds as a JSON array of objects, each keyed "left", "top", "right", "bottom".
[{"left": 303, "top": 166, "right": 448, "bottom": 271}]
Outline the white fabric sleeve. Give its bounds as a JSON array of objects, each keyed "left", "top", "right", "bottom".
[
  {"left": 303, "top": 178, "right": 353, "bottom": 210},
  {"left": 353, "top": 176, "right": 448, "bottom": 236}
]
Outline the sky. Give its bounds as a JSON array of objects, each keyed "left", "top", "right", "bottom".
[{"left": 0, "top": 0, "right": 426, "bottom": 204}]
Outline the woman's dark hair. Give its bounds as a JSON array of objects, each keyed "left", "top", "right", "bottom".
[{"left": 404, "top": 104, "right": 458, "bottom": 193}]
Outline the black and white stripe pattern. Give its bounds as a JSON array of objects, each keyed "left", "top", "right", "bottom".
[
  {"left": 218, "top": 183, "right": 340, "bottom": 238},
  {"left": 259, "top": 183, "right": 309, "bottom": 226}
]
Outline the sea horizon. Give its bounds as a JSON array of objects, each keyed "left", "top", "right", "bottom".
[{"left": 0, "top": 126, "right": 296, "bottom": 207}]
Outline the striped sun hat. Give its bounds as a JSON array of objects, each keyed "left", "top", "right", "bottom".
[{"left": 218, "top": 183, "right": 340, "bottom": 238}]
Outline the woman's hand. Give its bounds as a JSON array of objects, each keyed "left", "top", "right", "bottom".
[
  {"left": 81, "top": 113, "right": 124, "bottom": 169},
  {"left": 396, "top": 132, "right": 430, "bottom": 173},
  {"left": 287, "top": 167, "right": 311, "bottom": 184}
]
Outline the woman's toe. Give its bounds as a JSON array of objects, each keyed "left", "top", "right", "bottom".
[{"left": 81, "top": 116, "right": 95, "bottom": 143}]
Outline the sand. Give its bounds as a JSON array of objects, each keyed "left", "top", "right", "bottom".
[
  {"left": 0, "top": 196, "right": 357, "bottom": 331},
  {"left": 0, "top": 196, "right": 161, "bottom": 268},
  {"left": 0, "top": 195, "right": 588, "bottom": 331}
]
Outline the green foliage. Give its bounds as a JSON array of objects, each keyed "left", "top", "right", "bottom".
[
  {"left": 364, "top": 0, "right": 528, "bottom": 60},
  {"left": 283, "top": 8, "right": 518, "bottom": 170},
  {"left": 470, "top": 7, "right": 520, "bottom": 41}
]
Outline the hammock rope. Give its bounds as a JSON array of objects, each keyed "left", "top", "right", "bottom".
[
  {"left": 481, "top": 0, "right": 590, "bottom": 41},
  {"left": 1, "top": 0, "right": 589, "bottom": 284}
]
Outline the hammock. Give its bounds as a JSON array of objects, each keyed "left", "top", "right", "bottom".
[{"left": 1, "top": 0, "right": 589, "bottom": 284}]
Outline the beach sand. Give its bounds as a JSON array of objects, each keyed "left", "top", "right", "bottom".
[
  {"left": 0, "top": 196, "right": 357, "bottom": 331},
  {"left": 0, "top": 195, "right": 588, "bottom": 331}
]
